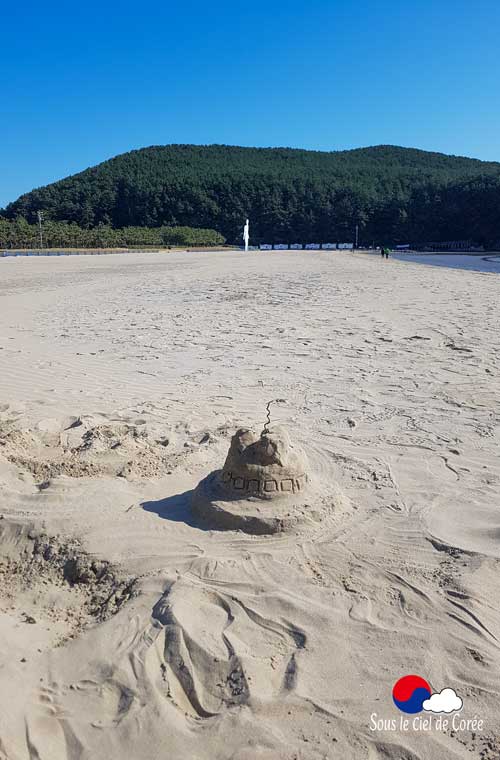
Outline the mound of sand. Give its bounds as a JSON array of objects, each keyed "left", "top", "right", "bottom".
[
  {"left": 0, "top": 415, "right": 176, "bottom": 484},
  {"left": 0, "top": 519, "right": 137, "bottom": 651},
  {"left": 152, "top": 575, "right": 306, "bottom": 717}
]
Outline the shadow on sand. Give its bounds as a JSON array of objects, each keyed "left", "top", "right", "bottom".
[{"left": 141, "top": 490, "right": 211, "bottom": 530}]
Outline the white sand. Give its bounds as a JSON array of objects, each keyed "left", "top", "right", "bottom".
[{"left": 0, "top": 250, "right": 499, "bottom": 759}]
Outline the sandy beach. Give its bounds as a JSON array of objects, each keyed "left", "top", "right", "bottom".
[{"left": 0, "top": 249, "right": 499, "bottom": 759}]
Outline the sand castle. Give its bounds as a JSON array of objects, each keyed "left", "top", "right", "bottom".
[
  {"left": 192, "top": 425, "right": 314, "bottom": 534},
  {"left": 219, "top": 426, "right": 309, "bottom": 498}
]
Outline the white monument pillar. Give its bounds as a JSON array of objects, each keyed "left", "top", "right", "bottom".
[{"left": 243, "top": 218, "right": 250, "bottom": 252}]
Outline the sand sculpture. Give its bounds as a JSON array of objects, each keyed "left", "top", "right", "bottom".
[
  {"left": 192, "top": 425, "right": 314, "bottom": 534},
  {"left": 220, "top": 427, "right": 308, "bottom": 498}
]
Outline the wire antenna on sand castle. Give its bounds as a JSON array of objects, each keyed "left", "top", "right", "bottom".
[
  {"left": 192, "top": 396, "right": 326, "bottom": 535},
  {"left": 261, "top": 399, "right": 286, "bottom": 437}
]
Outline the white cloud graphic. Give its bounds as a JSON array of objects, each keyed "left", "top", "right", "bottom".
[{"left": 423, "top": 688, "right": 463, "bottom": 713}]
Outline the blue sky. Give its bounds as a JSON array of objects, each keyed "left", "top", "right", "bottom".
[{"left": 1, "top": 0, "right": 499, "bottom": 208}]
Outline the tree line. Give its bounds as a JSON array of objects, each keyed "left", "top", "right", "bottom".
[
  {"left": 0, "top": 217, "right": 225, "bottom": 249},
  {"left": 3, "top": 144, "right": 500, "bottom": 247}
]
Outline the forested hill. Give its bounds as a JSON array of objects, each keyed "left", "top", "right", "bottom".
[{"left": 4, "top": 144, "right": 500, "bottom": 245}]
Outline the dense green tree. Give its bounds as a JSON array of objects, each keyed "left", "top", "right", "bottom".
[
  {"left": 3, "top": 144, "right": 500, "bottom": 246},
  {"left": 0, "top": 219, "right": 225, "bottom": 249}
]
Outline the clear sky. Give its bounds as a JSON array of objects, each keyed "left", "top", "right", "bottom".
[{"left": 1, "top": 0, "right": 499, "bottom": 208}]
